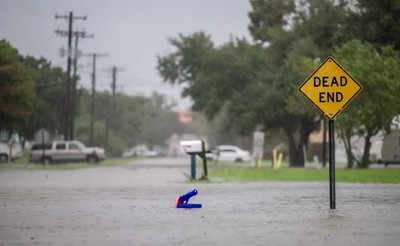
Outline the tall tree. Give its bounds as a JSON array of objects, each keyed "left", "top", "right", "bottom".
[
  {"left": 21, "top": 56, "right": 66, "bottom": 140},
  {"left": 0, "top": 40, "right": 35, "bottom": 134},
  {"left": 349, "top": 0, "right": 400, "bottom": 50},
  {"left": 75, "top": 89, "right": 189, "bottom": 155},
  {"left": 334, "top": 40, "right": 400, "bottom": 168},
  {"left": 247, "top": 0, "right": 326, "bottom": 166},
  {"left": 157, "top": 0, "right": 400, "bottom": 167},
  {"left": 157, "top": 32, "right": 217, "bottom": 118},
  {"left": 293, "top": 0, "right": 351, "bottom": 58},
  {"left": 248, "top": 0, "right": 295, "bottom": 44},
  {"left": 157, "top": 31, "right": 317, "bottom": 166}
]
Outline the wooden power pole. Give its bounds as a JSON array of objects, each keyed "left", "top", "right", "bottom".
[{"left": 55, "top": 11, "right": 87, "bottom": 140}]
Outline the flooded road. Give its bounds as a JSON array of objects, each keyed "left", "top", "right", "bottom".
[{"left": 1, "top": 157, "right": 399, "bottom": 246}]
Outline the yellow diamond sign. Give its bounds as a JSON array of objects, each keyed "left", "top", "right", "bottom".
[{"left": 299, "top": 56, "right": 362, "bottom": 120}]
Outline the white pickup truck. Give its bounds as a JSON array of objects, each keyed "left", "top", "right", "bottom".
[
  {"left": 29, "top": 140, "right": 106, "bottom": 165},
  {"left": 0, "top": 142, "right": 23, "bottom": 163}
]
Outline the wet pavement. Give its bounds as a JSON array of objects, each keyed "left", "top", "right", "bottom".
[{"left": 1, "top": 157, "right": 399, "bottom": 246}]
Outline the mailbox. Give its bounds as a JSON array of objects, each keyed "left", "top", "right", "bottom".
[
  {"left": 180, "top": 140, "right": 204, "bottom": 154},
  {"left": 180, "top": 139, "right": 208, "bottom": 180}
]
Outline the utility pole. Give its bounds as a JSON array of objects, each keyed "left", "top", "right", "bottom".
[
  {"left": 70, "top": 31, "right": 93, "bottom": 140},
  {"left": 111, "top": 66, "right": 121, "bottom": 109},
  {"left": 110, "top": 66, "right": 124, "bottom": 109},
  {"left": 55, "top": 11, "right": 87, "bottom": 140},
  {"left": 105, "top": 66, "right": 124, "bottom": 150},
  {"left": 87, "top": 53, "right": 108, "bottom": 146}
]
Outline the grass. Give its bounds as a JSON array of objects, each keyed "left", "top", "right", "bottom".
[
  {"left": 3, "top": 156, "right": 400, "bottom": 184},
  {"left": 209, "top": 167, "right": 400, "bottom": 184}
]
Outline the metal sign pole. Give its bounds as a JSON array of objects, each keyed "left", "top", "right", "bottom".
[{"left": 328, "top": 119, "right": 336, "bottom": 209}]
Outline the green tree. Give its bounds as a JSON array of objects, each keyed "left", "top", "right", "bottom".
[
  {"left": 75, "top": 89, "right": 189, "bottom": 155},
  {"left": 245, "top": 0, "right": 330, "bottom": 166},
  {"left": 349, "top": 0, "right": 400, "bottom": 50},
  {"left": 334, "top": 40, "right": 400, "bottom": 168},
  {"left": 248, "top": 0, "right": 295, "bottom": 44},
  {"left": 293, "top": 0, "right": 351, "bottom": 58},
  {"left": 157, "top": 31, "right": 318, "bottom": 166},
  {"left": 157, "top": 32, "right": 218, "bottom": 118},
  {"left": 0, "top": 40, "right": 35, "bottom": 134},
  {"left": 157, "top": 34, "right": 266, "bottom": 124},
  {"left": 135, "top": 93, "right": 186, "bottom": 147},
  {"left": 21, "top": 56, "right": 66, "bottom": 140},
  {"left": 157, "top": 0, "right": 400, "bottom": 167}
]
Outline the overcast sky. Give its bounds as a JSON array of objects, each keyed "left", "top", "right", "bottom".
[{"left": 0, "top": 0, "right": 252, "bottom": 109}]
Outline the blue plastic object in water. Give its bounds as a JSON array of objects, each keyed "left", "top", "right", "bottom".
[
  {"left": 177, "top": 203, "right": 202, "bottom": 208},
  {"left": 176, "top": 189, "right": 202, "bottom": 208}
]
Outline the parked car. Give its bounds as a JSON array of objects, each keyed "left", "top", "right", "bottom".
[
  {"left": 211, "top": 145, "right": 251, "bottom": 162},
  {"left": 0, "top": 142, "right": 23, "bottom": 163},
  {"left": 122, "top": 144, "right": 159, "bottom": 158},
  {"left": 205, "top": 147, "right": 216, "bottom": 161},
  {"left": 29, "top": 140, "right": 106, "bottom": 165}
]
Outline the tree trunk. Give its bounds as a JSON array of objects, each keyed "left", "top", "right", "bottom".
[
  {"left": 359, "top": 131, "right": 373, "bottom": 168},
  {"left": 282, "top": 115, "right": 320, "bottom": 168},
  {"left": 284, "top": 126, "right": 305, "bottom": 167},
  {"left": 344, "top": 131, "right": 354, "bottom": 169},
  {"left": 338, "top": 126, "right": 355, "bottom": 169}
]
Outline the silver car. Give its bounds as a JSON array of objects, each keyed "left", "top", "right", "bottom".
[{"left": 29, "top": 140, "right": 106, "bottom": 165}]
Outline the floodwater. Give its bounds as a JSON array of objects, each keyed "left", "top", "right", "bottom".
[{"left": 0, "top": 157, "right": 399, "bottom": 246}]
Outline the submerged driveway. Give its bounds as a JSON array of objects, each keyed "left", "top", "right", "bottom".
[{"left": 1, "top": 157, "right": 399, "bottom": 246}]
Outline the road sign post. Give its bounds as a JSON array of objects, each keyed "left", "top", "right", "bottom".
[
  {"left": 328, "top": 119, "right": 335, "bottom": 209},
  {"left": 299, "top": 56, "right": 362, "bottom": 209}
]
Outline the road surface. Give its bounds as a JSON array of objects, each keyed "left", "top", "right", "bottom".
[{"left": 1, "top": 157, "right": 399, "bottom": 246}]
